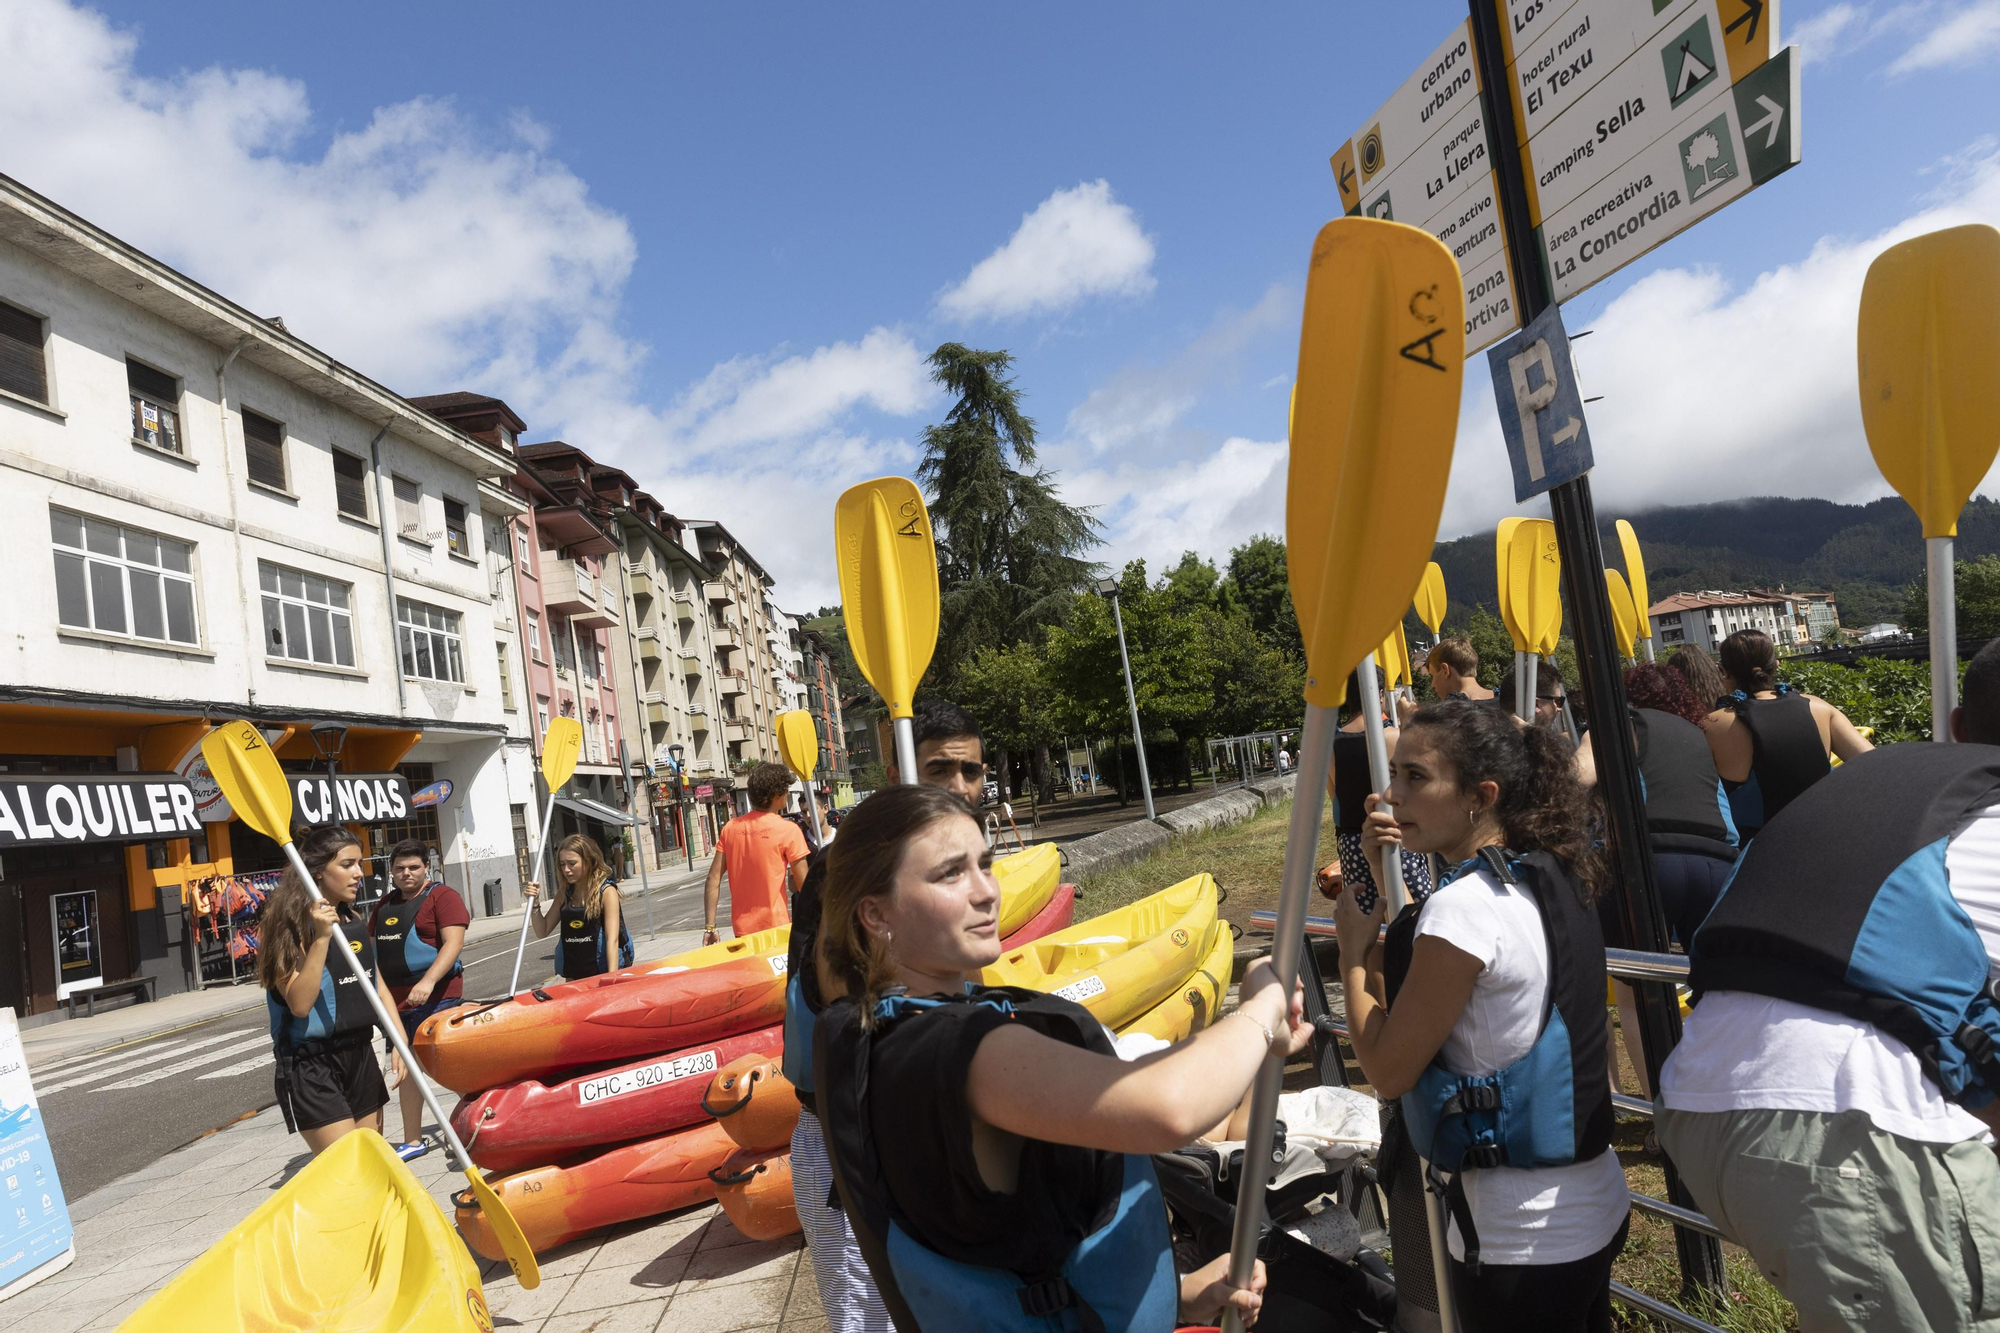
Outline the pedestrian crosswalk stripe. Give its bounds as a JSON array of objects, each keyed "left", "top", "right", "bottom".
[
  {"left": 99, "top": 1039, "right": 271, "bottom": 1091},
  {"left": 31, "top": 1035, "right": 199, "bottom": 1079},
  {"left": 35, "top": 1033, "right": 243, "bottom": 1096},
  {"left": 197, "top": 1053, "right": 274, "bottom": 1081}
]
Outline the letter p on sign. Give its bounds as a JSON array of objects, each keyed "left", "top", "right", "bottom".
[{"left": 1488, "top": 302, "right": 1594, "bottom": 502}]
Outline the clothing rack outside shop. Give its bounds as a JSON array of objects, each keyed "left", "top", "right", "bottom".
[{"left": 184, "top": 869, "right": 284, "bottom": 989}]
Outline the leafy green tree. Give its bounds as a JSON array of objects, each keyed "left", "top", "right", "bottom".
[
  {"left": 1900, "top": 554, "right": 2000, "bottom": 640},
  {"left": 1783, "top": 657, "right": 1944, "bottom": 743},
  {"left": 918, "top": 344, "right": 1101, "bottom": 694},
  {"left": 1226, "top": 534, "right": 1301, "bottom": 658},
  {"left": 956, "top": 641, "right": 1063, "bottom": 797}
]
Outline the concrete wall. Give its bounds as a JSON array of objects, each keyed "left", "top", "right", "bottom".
[{"left": 1063, "top": 775, "right": 1303, "bottom": 881}]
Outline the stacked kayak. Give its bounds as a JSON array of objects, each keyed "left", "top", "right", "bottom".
[
  {"left": 1119, "top": 911, "right": 1235, "bottom": 1045},
  {"left": 123, "top": 1131, "right": 489, "bottom": 1332},
  {"left": 993, "top": 842, "right": 1062, "bottom": 937}
]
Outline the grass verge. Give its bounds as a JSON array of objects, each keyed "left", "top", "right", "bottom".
[{"left": 1076, "top": 794, "right": 1800, "bottom": 1333}]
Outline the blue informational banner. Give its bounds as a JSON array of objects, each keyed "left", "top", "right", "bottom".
[
  {"left": 0, "top": 1010, "right": 75, "bottom": 1300},
  {"left": 1487, "top": 301, "right": 1595, "bottom": 502}
]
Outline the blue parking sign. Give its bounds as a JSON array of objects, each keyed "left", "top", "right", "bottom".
[{"left": 1488, "top": 302, "right": 1594, "bottom": 502}]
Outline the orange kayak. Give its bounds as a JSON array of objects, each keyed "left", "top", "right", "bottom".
[
  {"left": 701, "top": 1053, "right": 800, "bottom": 1153},
  {"left": 710, "top": 1149, "right": 800, "bottom": 1242},
  {"left": 1000, "top": 882, "right": 1076, "bottom": 950},
  {"left": 456, "top": 1120, "right": 738, "bottom": 1259},
  {"left": 415, "top": 955, "right": 787, "bottom": 1094},
  {"left": 452, "top": 1024, "right": 784, "bottom": 1174}
]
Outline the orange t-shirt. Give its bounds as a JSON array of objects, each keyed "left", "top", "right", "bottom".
[{"left": 718, "top": 809, "right": 809, "bottom": 935}]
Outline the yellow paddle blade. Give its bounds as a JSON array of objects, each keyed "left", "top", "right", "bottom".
[
  {"left": 1495, "top": 516, "right": 1527, "bottom": 649},
  {"left": 1288, "top": 218, "right": 1464, "bottom": 709},
  {"left": 775, "top": 709, "right": 819, "bottom": 781},
  {"left": 836, "top": 476, "right": 940, "bottom": 719},
  {"left": 1375, "top": 622, "right": 1412, "bottom": 690},
  {"left": 1413, "top": 561, "right": 1447, "bottom": 636},
  {"left": 540, "top": 716, "right": 583, "bottom": 793},
  {"left": 1508, "top": 518, "right": 1562, "bottom": 656},
  {"left": 200, "top": 720, "right": 294, "bottom": 844},
  {"left": 1616, "top": 520, "right": 1652, "bottom": 640},
  {"left": 1605, "top": 568, "right": 1638, "bottom": 660},
  {"left": 1858, "top": 224, "right": 2000, "bottom": 538},
  {"left": 462, "top": 1166, "right": 541, "bottom": 1290}
]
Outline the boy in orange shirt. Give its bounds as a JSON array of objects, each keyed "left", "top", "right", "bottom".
[{"left": 702, "top": 761, "right": 810, "bottom": 941}]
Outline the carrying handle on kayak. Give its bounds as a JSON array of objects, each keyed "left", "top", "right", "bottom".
[
  {"left": 707, "top": 1160, "right": 769, "bottom": 1188},
  {"left": 700, "top": 1065, "right": 767, "bottom": 1120}
]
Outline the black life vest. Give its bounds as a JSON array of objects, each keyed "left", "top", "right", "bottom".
[
  {"left": 557, "top": 881, "right": 634, "bottom": 979},
  {"left": 1632, "top": 709, "right": 1739, "bottom": 859},
  {"left": 1725, "top": 690, "right": 1830, "bottom": 836},
  {"left": 371, "top": 882, "right": 464, "bottom": 989},
  {"left": 814, "top": 985, "right": 1178, "bottom": 1332},
  {"left": 1381, "top": 849, "right": 1613, "bottom": 1274},
  {"left": 267, "top": 910, "right": 380, "bottom": 1048},
  {"left": 1691, "top": 742, "right": 2000, "bottom": 1108}
]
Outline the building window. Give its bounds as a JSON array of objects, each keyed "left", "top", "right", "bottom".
[
  {"left": 242, "top": 409, "right": 287, "bottom": 490},
  {"left": 526, "top": 609, "right": 542, "bottom": 660},
  {"left": 397, "top": 598, "right": 463, "bottom": 682},
  {"left": 0, "top": 298, "right": 48, "bottom": 404},
  {"left": 552, "top": 617, "right": 575, "bottom": 673},
  {"left": 127, "top": 359, "right": 181, "bottom": 454},
  {"left": 50, "top": 508, "right": 199, "bottom": 645},
  {"left": 515, "top": 527, "right": 531, "bottom": 564},
  {"left": 259, "top": 562, "right": 355, "bottom": 667},
  {"left": 536, "top": 697, "right": 551, "bottom": 739},
  {"left": 332, "top": 449, "right": 370, "bottom": 520},
  {"left": 393, "top": 476, "right": 424, "bottom": 539},
  {"left": 497, "top": 642, "right": 515, "bottom": 708},
  {"left": 444, "top": 497, "right": 470, "bottom": 557},
  {"left": 578, "top": 632, "right": 600, "bottom": 683}
]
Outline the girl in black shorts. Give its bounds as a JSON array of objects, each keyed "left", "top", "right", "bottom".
[{"left": 259, "top": 824, "right": 404, "bottom": 1154}]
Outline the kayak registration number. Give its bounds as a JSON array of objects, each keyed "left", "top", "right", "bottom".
[
  {"left": 1054, "top": 975, "right": 1106, "bottom": 1004},
  {"left": 576, "top": 1049, "right": 720, "bottom": 1104}
]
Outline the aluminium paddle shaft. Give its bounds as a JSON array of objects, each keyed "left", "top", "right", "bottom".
[{"left": 508, "top": 799, "right": 559, "bottom": 994}]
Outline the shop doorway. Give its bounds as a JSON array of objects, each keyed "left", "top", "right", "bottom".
[{"left": 7, "top": 844, "right": 131, "bottom": 1016}]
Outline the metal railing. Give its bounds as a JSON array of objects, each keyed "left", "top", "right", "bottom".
[{"left": 1247, "top": 911, "right": 1733, "bottom": 1333}]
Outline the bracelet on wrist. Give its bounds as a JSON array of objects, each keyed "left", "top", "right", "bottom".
[{"left": 1236, "top": 1009, "right": 1277, "bottom": 1048}]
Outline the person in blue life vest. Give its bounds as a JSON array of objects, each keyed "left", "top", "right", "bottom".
[
  {"left": 523, "top": 833, "right": 632, "bottom": 980},
  {"left": 368, "top": 837, "right": 468, "bottom": 1159},
  {"left": 1656, "top": 637, "right": 2000, "bottom": 1333},
  {"left": 814, "top": 782, "right": 1307, "bottom": 1332},
  {"left": 259, "top": 823, "right": 406, "bottom": 1157},
  {"left": 1702, "top": 629, "right": 1871, "bottom": 839},
  {"left": 1333, "top": 698, "right": 1629, "bottom": 1333},
  {"left": 786, "top": 698, "right": 987, "bottom": 1333}
]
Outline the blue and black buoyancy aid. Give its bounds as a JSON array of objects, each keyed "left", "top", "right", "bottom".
[
  {"left": 782, "top": 849, "right": 831, "bottom": 1111},
  {"left": 1725, "top": 688, "right": 1830, "bottom": 837},
  {"left": 268, "top": 913, "right": 381, "bottom": 1050},
  {"left": 1692, "top": 742, "right": 2000, "bottom": 1110},
  {"left": 814, "top": 985, "right": 1179, "bottom": 1332},
  {"left": 371, "top": 883, "right": 464, "bottom": 989},
  {"left": 1382, "top": 848, "right": 1613, "bottom": 1273},
  {"left": 1633, "top": 708, "right": 1739, "bottom": 859},
  {"left": 557, "top": 880, "right": 635, "bottom": 978}
]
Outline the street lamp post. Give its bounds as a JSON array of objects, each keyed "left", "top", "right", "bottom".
[
  {"left": 1095, "top": 577, "right": 1155, "bottom": 821},
  {"left": 668, "top": 743, "right": 693, "bottom": 871}
]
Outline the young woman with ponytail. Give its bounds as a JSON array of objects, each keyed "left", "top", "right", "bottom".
[
  {"left": 813, "top": 783, "right": 1310, "bottom": 1331},
  {"left": 1703, "top": 629, "right": 1871, "bottom": 839},
  {"left": 1331, "top": 698, "right": 1629, "bottom": 1333}
]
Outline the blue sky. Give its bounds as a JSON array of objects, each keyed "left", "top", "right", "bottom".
[{"left": 7, "top": 0, "right": 2000, "bottom": 607}]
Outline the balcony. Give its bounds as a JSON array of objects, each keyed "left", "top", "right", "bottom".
[
  {"left": 723, "top": 717, "right": 753, "bottom": 742},
  {"left": 637, "top": 636, "right": 661, "bottom": 664},
  {"left": 710, "top": 621, "right": 740, "bottom": 650},
  {"left": 644, "top": 700, "right": 671, "bottom": 727},
  {"left": 542, "top": 558, "right": 618, "bottom": 629},
  {"left": 678, "top": 650, "right": 704, "bottom": 676},
  {"left": 704, "top": 579, "right": 731, "bottom": 604},
  {"left": 671, "top": 591, "right": 695, "bottom": 622},
  {"left": 719, "top": 669, "right": 747, "bottom": 697},
  {"left": 627, "top": 566, "right": 656, "bottom": 601}
]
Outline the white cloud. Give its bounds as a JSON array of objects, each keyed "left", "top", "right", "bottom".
[
  {"left": 936, "top": 180, "right": 1156, "bottom": 321},
  {"left": 1065, "top": 437, "right": 1289, "bottom": 577},
  {"left": 1436, "top": 142, "right": 2000, "bottom": 540},
  {"left": 1793, "top": 3, "right": 1873, "bottom": 63},
  {"left": 1890, "top": 0, "right": 2000, "bottom": 71}
]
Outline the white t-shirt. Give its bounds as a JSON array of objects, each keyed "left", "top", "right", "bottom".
[
  {"left": 1660, "top": 802, "right": 2000, "bottom": 1142},
  {"left": 1415, "top": 867, "right": 1630, "bottom": 1265}
]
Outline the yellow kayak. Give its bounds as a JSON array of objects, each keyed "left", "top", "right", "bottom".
[
  {"left": 640, "top": 925, "right": 791, "bottom": 974},
  {"left": 993, "top": 843, "right": 1061, "bottom": 938},
  {"left": 983, "top": 874, "right": 1218, "bottom": 1030},
  {"left": 119, "top": 1131, "right": 488, "bottom": 1333},
  {"left": 1119, "top": 914, "right": 1235, "bottom": 1045}
]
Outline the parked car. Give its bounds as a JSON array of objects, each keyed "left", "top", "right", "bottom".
[{"left": 983, "top": 779, "right": 1000, "bottom": 806}]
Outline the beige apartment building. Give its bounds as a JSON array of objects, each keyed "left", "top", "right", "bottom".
[{"left": 684, "top": 521, "right": 783, "bottom": 806}]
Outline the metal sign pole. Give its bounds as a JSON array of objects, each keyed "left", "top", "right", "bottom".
[{"left": 1465, "top": 0, "right": 1725, "bottom": 1296}]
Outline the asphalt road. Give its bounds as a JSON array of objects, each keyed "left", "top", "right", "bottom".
[{"left": 29, "top": 869, "right": 719, "bottom": 1201}]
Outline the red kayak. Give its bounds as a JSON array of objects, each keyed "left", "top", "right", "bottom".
[
  {"left": 456, "top": 1119, "right": 739, "bottom": 1259},
  {"left": 452, "top": 1025, "right": 784, "bottom": 1174},
  {"left": 414, "top": 954, "right": 787, "bottom": 1094},
  {"left": 1000, "top": 882, "right": 1076, "bottom": 950},
  {"left": 702, "top": 1053, "right": 800, "bottom": 1154}
]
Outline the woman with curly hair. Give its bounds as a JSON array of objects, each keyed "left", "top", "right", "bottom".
[
  {"left": 259, "top": 823, "right": 404, "bottom": 1155},
  {"left": 1334, "top": 698, "right": 1628, "bottom": 1332}
]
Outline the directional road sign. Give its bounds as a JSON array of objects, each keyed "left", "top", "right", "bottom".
[
  {"left": 1537, "top": 46, "right": 1798, "bottom": 302},
  {"left": 1518, "top": 0, "right": 1781, "bottom": 227},
  {"left": 1488, "top": 301, "right": 1594, "bottom": 502},
  {"left": 1349, "top": 77, "right": 1496, "bottom": 229},
  {"left": 1331, "top": 22, "right": 1483, "bottom": 216}
]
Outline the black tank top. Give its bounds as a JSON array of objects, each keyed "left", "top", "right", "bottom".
[
  {"left": 1734, "top": 692, "right": 1831, "bottom": 830},
  {"left": 1332, "top": 731, "right": 1373, "bottom": 833},
  {"left": 1632, "top": 708, "right": 1737, "bottom": 859}
]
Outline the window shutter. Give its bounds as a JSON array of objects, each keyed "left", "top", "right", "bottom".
[
  {"left": 0, "top": 300, "right": 48, "bottom": 403},
  {"left": 126, "top": 359, "right": 178, "bottom": 403},
  {"left": 242, "top": 411, "right": 286, "bottom": 489},
  {"left": 332, "top": 450, "right": 369, "bottom": 518}
]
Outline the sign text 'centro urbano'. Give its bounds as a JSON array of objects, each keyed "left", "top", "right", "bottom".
[
  {"left": 0, "top": 775, "right": 203, "bottom": 848},
  {"left": 294, "top": 773, "right": 414, "bottom": 826}
]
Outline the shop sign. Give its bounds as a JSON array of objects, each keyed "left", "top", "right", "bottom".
[
  {"left": 0, "top": 775, "right": 203, "bottom": 849},
  {"left": 174, "top": 739, "right": 233, "bottom": 824},
  {"left": 293, "top": 773, "right": 414, "bottom": 826},
  {"left": 410, "top": 779, "right": 454, "bottom": 810},
  {"left": 0, "top": 1010, "right": 75, "bottom": 1300},
  {"left": 693, "top": 784, "right": 716, "bottom": 799}
]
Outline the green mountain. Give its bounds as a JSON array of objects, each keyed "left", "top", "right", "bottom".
[{"left": 1431, "top": 495, "right": 2000, "bottom": 632}]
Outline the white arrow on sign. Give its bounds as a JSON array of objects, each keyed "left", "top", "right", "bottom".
[
  {"left": 1552, "top": 417, "right": 1583, "bottom": 447},
  {"left": 1744, "top": 94, "right": 1783, "bottom": 148}
]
